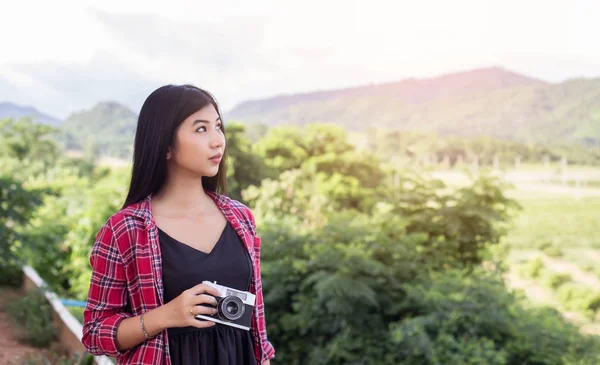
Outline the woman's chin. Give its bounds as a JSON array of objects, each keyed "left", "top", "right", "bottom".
[{"left": 203, "top": 167, "right": 219, "bottom": 177}]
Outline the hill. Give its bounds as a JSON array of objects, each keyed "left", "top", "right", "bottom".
[
  {"left": 0, "top": 102, "right": 62, "bottom": 127},
  {"left": 227, "top": 67, "right": 600, "bottom": 146},
  {"left": 61, "top": 102, "right": 137, "bottom": 158}
]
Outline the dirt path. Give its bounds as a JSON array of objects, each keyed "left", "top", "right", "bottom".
[
  {"left": 0, "top": 288, "right": 46, "bottom": 365},
  {"left": 504, "top": 271, "right": 600, "bottom": 335},
  {"left": 542, "top": 256, "right": 600, "bottom": 290}
]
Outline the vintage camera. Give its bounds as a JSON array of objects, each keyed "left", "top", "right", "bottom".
[{"left": 194, "top": 281, "right": 255, "bottom": 331}]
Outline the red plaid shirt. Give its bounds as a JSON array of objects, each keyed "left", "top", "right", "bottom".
[{"left": 82, "top": 191, "right": 275, "bottom": 364}]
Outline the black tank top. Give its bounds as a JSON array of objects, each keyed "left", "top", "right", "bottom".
[{"left": 159, "top": 221, "right": 257, "bottom": 365}]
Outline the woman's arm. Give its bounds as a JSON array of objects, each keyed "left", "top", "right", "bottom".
[
  {"left": 82, "top": 221, "right": 131, "bottom": 357},
  {"left": 82, "top": 221, "right": 220, "bottom": 356},
  {"left": 114, "top": 283, "right": 221, "bottom": 351}
]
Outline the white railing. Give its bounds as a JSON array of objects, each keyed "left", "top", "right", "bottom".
[{"left": 22, "top": 265, "right": 114, "bottom": 365}]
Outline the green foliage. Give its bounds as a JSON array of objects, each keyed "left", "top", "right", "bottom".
[
  {"left": 487, "top": 190, "right": 600, "bottom": 251},
  {"left": 255, "top": 124, "right": 355, "bottom": 174},
  {"left": 17, "top": 347, "right": 94, "bottom": 365},
  {"left": 259, "top": 217, "right": 600, "bottom": 364},
  {"left": 4, "top": 116, "right": 600, "bottom": 364},
  {"left": 68, "top": 306, "right": 85, "bottom": 323},
  {"left": 539, "top": 241, "right": 564, "bottom": 258},
  {"left": 383, "top": 172, "right": 520, "bottom": 267},
  {"left": 519, "top": 257, "right": 545, "bottom": 279},
  {"left": 60, "top": 169, "right": 127, "bottom": 298},
  {"left": 258, "top": 213, "right": 416, "bottom": 365},
  {"left": 19, "top": 167, "right": 128, "bottom": 297},
  {"left": 61, "top": 102, "right": 137, "bottom": 159},
  {"left": 224, "top": 122, "right": 272, "bottom": 202},
  {"left": 0, "top": 118, "right": 61, "bottom": 164},
  {"left": 0, "top": 176, "right": 43, "bottom": 286},
  {"left": 557, "top": 284, "right": 600, "bottom": 319},
  {"left": 542, "top": 272, "right": 572, "bottom": 290},
  {"left": 243, "top": 169, "right": 333, "bottom": 230},
  {"left": 390, "top": 271, "right": 600, "bottom": 365},
  {"left": 365, "top": 129, "right": 600, "bottom": 167},
  {"left": 0, "top": 118, "right": 63, "bottom": 179},
  {"left": 6, "top": 288, "right": 56, "bottom": 347}
]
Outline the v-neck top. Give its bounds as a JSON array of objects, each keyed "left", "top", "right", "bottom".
[{"left": 158, "top": 221, "right": 256, "bottom": 365}]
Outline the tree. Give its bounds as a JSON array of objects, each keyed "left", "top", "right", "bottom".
[
  {"left": 0, "top": 118, "right": 61, "bottom": 165},
  {"left": 0, "top": 176, "right": 43, "bottom": 286},
  {"left": 224, "top": 122, "right": 272, "bottom": 202}
]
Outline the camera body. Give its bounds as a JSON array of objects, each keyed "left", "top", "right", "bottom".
[{"left": 194, "top": 281, "right": 255, "bottom": 331}]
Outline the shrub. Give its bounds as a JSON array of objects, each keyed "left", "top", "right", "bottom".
[
  {"left": 542, "top": 272, "right": 572, "bottom": 290},
  {"left": 6, "top": 288, "right": 56, "bottom": 347},
  {"left": 557, "top": 284, "right": 600, "bottom": 319},
  {"left": 519, "top": 257, "right": 545, "bottom": 279},
  {"left": 542, "top": 245, "right": 564, "bottom": 258}
]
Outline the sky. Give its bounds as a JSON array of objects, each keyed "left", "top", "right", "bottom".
[{"left": 0, "top": 0, "right": 598, "bottom": 119}]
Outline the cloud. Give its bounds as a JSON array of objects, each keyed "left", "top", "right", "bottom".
[
  {"left": 2, "top": 1, "right": 600, "bottom": 118},
  {"left": 84, "top": 9, "right": 387, "bottom": 110},
  {"left": 7, "top": 51, "right": 161, "bottom": 117},
  {"left": 89, "top": 10, "right": 275, "bottom": 81}
]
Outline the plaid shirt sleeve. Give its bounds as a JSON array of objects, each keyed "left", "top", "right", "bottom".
[
  {"left": 244, "top": 206, "right": 276, "bottom": 364},
  {"left": 82, "top": 219, "right": 133, "bottom": 358}
]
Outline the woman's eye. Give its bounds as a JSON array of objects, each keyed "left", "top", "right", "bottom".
[{"left": 196, "top": 124, "right": 222, "bottom": 132}]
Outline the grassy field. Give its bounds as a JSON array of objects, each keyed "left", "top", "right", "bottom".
[
  {"left": 504, "top": 189, "right": 600, "bottom": 251},
  {"left": 500, "top": 167, "right": 600, "bottom": 334},
  {"left": 434, "top": 163, "right": 600, "bottom": 334}
]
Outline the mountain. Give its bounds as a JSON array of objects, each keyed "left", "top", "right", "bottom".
[
  {"left": 61, "top": 101, "right": 138, "bottom": 158},
  {"left": 227, "top": 67, "right": 600, "bottom": 146},
  {"left": 0, "top": 101, "right": 62, "bottom": 127}
]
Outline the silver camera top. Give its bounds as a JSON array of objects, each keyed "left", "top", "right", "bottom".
[{"left": 202, "top": 280, "right": 256, "bottom": 306}]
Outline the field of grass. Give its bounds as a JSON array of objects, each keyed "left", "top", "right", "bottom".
[
  {"left": 501, "top": 170, "right": 600, "bottom": 334},
  {"left": 504, "top": 189, "right": 600, "bottom": 251},
  {"left": 435, "top": 163, "right": 600, "bottom": 334}
]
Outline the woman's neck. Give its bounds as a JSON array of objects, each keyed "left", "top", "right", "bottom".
[{"left": 152, "top": 173, "right": 214, "bottom": 217}]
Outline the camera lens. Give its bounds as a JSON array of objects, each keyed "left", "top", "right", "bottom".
[{"left": 217, "top": 296, "right": 245, "bottom": 321}]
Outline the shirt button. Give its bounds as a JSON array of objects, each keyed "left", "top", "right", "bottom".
[
  {"left": 152, "top": 244, "right": 157, "bottom": 249},
  {"left": 145, "top": 220, "right": 151, "bottom": 226},
  {"left": 157, "top": 278, "right": 162, "bottom": 283}
]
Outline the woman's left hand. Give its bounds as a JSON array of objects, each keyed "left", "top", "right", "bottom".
[{"left": 263, "top": 360, "right": 271, "bottom": 365}]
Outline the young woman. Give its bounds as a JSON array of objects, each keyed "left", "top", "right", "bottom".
[{"left": 82, "top": 84, "right": 275, "bottom": 365}]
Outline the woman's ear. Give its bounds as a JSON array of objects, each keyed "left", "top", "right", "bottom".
[{"left": 166, "top": 147, "right": 172, "bottom": 160}]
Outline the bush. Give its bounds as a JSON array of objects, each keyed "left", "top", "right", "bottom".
[
  {"left": 542, "top": 272, "right": 572, "bottom": 289},
  {"left": 542, "top": 245, "right": 564, "bottom": 258},
  {"left": 519, "top": 257, "right": 545, "bottom": 279},
  {"left": 391, "top": 270, "right": 600, "bottom": 365},
  {"left": 259, "top": 219, "right": 600, "bottom": 365},
  {"left": 17, "top": 346, "right": 94, "bottom": 365},
  {"left": 557, "top": 284, "right": 600, "bottom": 318},
  {"left": 6, "top": 288, "right": 56, "bottom": 347},
  {"left": 0, "top": 176, "right": 43, "bottom": 287}
]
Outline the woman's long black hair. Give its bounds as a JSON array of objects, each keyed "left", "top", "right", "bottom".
[{"left": 122, "top": 84, "right": 227, "bottom": 208}]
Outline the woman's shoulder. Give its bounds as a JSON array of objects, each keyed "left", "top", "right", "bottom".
[
  {"left": 100, "top": 198, "right": 151, "bottom": 235},
  {"left": 207, "top": 190, "right": 252, "bottom": 215},
  {"left": 209, "top": 191, "right": 257, "bottom": 233}
]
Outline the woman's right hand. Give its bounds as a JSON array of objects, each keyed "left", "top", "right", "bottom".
[{"left": 163, "top": 283, "right": 221, "bottom": 329}]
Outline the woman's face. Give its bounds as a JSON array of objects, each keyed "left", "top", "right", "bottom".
[{"left": 167, "top": 104, "right": 225, "bottom": 178}]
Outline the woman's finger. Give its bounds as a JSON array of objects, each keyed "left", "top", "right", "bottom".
[
  {"left": 188, "top": 305, "right": 217, "bottom": 328},
  {"left": 187, "top": 283, "right": 221, "bottom": 297},
  {"left": 192, "top": 294, "right": 218, "bottom": 307},
  {"left": 189, "top": 317, "right": 217, "bottom": 328},
  {"left": 191, "top": 304, "right": 218, "bottom": 316}
]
